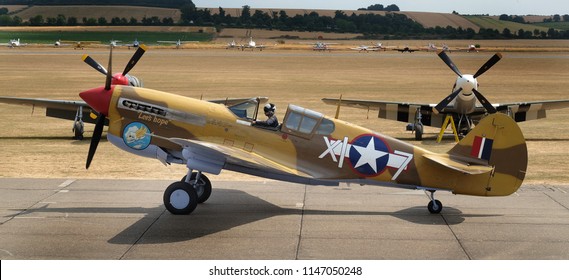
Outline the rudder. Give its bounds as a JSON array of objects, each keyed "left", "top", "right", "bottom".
[{"left": 448, "top": 113, "right": 528, "bottom": 196}]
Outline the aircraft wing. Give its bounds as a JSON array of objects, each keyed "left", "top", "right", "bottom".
[
  {"left": 494, "top": 100, "right": 569, "bottom": 122},
  {"left": 0, "top": 96, "right": 98, "bottom": 123},
  {"left": 165, "top": 137, "right": 338, "bottom": 186},
  {"left": 322, "top": 97, "right": 447, "bottom": 128},
  {"left": 208, "top": 97, "right": 269, "bottom": 106}
]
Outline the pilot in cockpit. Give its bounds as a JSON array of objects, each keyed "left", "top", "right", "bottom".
[{"left": 252, "top": 103, "right": 279, "bottom": 128}]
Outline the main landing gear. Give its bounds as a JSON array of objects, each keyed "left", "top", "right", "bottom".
[
  {"left": 163, "top": 171, "right": 212, "bottom": 215},
  {"left": 425, "top": 190, "right": 443, "bottom": 214}
]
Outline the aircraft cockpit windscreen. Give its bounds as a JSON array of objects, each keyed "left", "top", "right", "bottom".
[
  {"left": 228, "top": 99, "right": 260, "bottom": 120},
  {"left": 282, "top": 105, "right": 335, "bottom": 137}
]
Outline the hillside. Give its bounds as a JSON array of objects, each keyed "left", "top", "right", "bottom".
[
  {"left": 2, "top": 5, "right": 561, "bottom": 37},
  {"left": 465, "top": 15, "right": 550, "bottom": 32}
]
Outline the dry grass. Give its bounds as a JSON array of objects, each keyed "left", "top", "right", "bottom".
[{"left": 0, "top": 45, "right": 568, "bottom": 186}]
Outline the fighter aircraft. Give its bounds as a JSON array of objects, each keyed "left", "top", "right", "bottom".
[
  {"left": 394, "top": 45, "right": 418, "bottom": 53},
  {"left": 322, "top": 51, "right": 569, "bottom": 140},
  {"left": 74, "top": 47, "right": 528, "bottom": 215}
]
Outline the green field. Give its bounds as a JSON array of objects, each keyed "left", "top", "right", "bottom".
[
  {"left": 465, "top": 16, "right": 550, "bottom": 32},
  {"left": 534, "top": 21, "right": 569, "bottom": 31},
  {"left": 0, "top": 31, "right": 213, "bottom": 44}
]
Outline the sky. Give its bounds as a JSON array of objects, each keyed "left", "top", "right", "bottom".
[{"left": 192, "top": 0, "right": 568, "bottom": 16}]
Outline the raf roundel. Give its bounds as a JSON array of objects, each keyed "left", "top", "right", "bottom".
[{"left": 348, "top": 134, "right": 391, "bottom": 177}]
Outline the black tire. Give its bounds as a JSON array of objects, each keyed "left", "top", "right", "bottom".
[
  {"left": 181, "top": 172, "right": 212, "bottom": 203},
  {"left": 427, "top": 200, "right": 443, "bottom": 214},
  {"left": 163, "top": 181, "right": 198, "bottom": 215},
  {"left": 415, "top": 124, "right": 423, "bottom": 141},
  {"left": 73, "top": 121, "right": 84, "bottom": 140}
]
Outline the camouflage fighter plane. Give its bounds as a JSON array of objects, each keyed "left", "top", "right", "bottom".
[
  {"left": 77, "top": 48, "right": 528, "bottom": 215},
  {"left": 0, "top": 45, "right": 263, "bottom": 140},
  {"left": 323, "top": 51, "right": 569, "bottom": 140}
]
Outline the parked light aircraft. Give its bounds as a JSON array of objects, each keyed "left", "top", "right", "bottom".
[
  {"left": 350, "top": 43, "right": 384, "bottom": 52},
  {"left": 1, "top": 38, "right": 26, "bottom": 48},
  {"left": 323, "top": 51, "right": 569, "bottom": 140},
  {"left": 0, "top": 45, "right": 267, "bottom": 140},
  {"left": 239, "top": 37, "right": 266, "bottom": 51},
  {"left": 313, "top": 42, "right": 334, "bottom": 51},
  {"left": 157, "top": 39, "right": 197, "bottom": 49},
  {"left": 72, "top": 47, "right": 528, "bottom": 215}
]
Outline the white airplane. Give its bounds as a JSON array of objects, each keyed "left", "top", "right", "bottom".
[
  {"left": 127, "top": 39, "right": 140, "bottom": 49},
  {"left": 157, "top": 39, "right": 197, "bottom": 49},
  {"left": 312, "top": 42, "right": 333, "bottom": 51},
  {"left": 226, "top": 40, "right": 238, "bottom": 49},
  {"left": 2, "top": 39, "right": 26, "bottom": 48},
  {"left": 323, "top": 51, "right": 569, "bottom": 140},
  {"left": 239, "top": 37, "right": 266, "bottom": 51},
  {"left": 467, "top": 44, "right": 479, "bottom": 52},
  {"left": 350, "top": 43, "right": 385, "bottom": 52}
]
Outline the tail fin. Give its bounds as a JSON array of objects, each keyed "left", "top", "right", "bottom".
[{"left": 448, "top": 113, "right": 527, "bottom": 196}]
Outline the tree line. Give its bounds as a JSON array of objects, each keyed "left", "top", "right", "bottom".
[{"left": 1, "top": 1, "right": 569, "bottom": 39}]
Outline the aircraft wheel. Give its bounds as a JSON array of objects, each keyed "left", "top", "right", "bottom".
[
  {"left": 415, "top": 124, "right": 423, "bottom": 141},
  {"left": 427, "top": 200, "right": 443, "bottom": 214},
  {"left": 181, "top": 172, "right": 212, "bottom": 203},
  {"left": 73, "top": 121, "right": 84, "bottom": 140},
  {"left": 164, "top": 182, "right": 198, "bottom": 215}
]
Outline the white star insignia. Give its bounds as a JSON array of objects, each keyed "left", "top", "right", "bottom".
[{"left": 352, "top": 137, "right": 388, "bottom": 173}]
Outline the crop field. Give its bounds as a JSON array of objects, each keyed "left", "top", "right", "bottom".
[
  {"left": 0, "top": 45, "right": 568, "bottom": 187},
  {"left": 465, "top": 15, "right": 551, "bottom": 32},
  {"left": 0, "top": 29, "right": 213, "bottom": 44}
]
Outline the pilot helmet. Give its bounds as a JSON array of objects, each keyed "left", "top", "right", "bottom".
[{"left": 263, "top": 103, "right": 276, "bottom": 113}]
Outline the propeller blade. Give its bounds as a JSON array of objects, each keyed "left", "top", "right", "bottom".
[
  {"left": 122, "top": 44, "right": 147, "bottom": 76},
  {"left": 434, "top": 87, "right": 462, "bottom": 114},
  {"left": 104, "top": 45, "right": 113, "bottom": 90},
  {"left": 472, "top": 89, "right": 497, "bottom": 114},
  {"left": 473, "top": 53, "right": 502, "bottom": 78},
  {"left": 82, "top": 54, "right": 107, "bottom": 75},
  {"left": 86, "top": 114, "right": 105, "bottom": 169},
  {"left": 437, "top": 50, "right": 462, "bottom": 77}
]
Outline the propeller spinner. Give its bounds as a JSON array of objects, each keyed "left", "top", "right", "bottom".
[
  {"left": 434, "top": 51, "right": 500, "bottom": 114},
  {"left": 80, "top": 44, "right": 147, "bottom": 169}
]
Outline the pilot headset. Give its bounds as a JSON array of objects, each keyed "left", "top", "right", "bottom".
[{"left": 263, "top": 103, "right": 276, "bottom": 113}]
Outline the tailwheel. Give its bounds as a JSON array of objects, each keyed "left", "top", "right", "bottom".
[
  {"left": 427, "top": 200, "right": 443, "bottom": 214},
  {"left": 182, "top": 172, "right": 212, "bottom": 203},
  {"left": 425, "top": 190, "right": 443, "bottom": 214},
  {"left": 163, "top": 181, "right": 198, "bottom": 215}
]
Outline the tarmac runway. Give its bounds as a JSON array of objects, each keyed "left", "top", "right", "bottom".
[{"left": 1, "top": 178, "right": 569, "bottom": 260}]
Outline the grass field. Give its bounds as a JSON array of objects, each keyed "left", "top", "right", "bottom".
[
  {"left": 0, "top": 46, "right": 568, "bottom": 186},
  {"left": 0, "top": 30, "right": 213, "bottom": 44},
  {"left": 465, "top": 16, "right": 550, "bottom": 32}
]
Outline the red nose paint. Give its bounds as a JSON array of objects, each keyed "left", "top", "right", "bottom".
[
  {"left": 112, "top": 73, "right": 128, "bottom": 86},
  {"left": 79, "top": 86, "right": 113, "bottom": 116}
]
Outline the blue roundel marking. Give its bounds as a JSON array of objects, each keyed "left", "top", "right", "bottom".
[
  {"left": 123, "top": 122, "right": 151, "bottom": 150},
  {"left": 348, "top": 135, "right": 390, "bottom": 177}
]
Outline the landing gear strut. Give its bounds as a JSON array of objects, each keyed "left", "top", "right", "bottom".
[
  {"left": 163, "top": 170, "right": 212, "bottom": 215},
  {"left": 425, "top": 190, "right": 443, "bottom": 214},
  {"left": 73, "top": 106, "right": 84, "bottom": 140}
]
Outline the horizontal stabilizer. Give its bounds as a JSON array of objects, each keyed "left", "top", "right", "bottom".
[{"left": 423, "top": 153, "right": 492, "bottom": 175}]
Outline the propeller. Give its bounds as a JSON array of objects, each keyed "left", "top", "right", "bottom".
[
  {"left": 434, "top": 87, "right": 462, "bottom": 114},
  {"left": 82, "top": 43, "right": 149, "bottom": 169},
  {"left": 473, "top": 53, "right": 502, "bottom": 78},
  {"left": 437, "top": 50, "right": 462, "bottom": 77},
  {"left": 82, "top": 44, "right": 147, "bottom": 85},
  {"left": 434, "top": 51, "right": 502, "bottom": 114}
]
